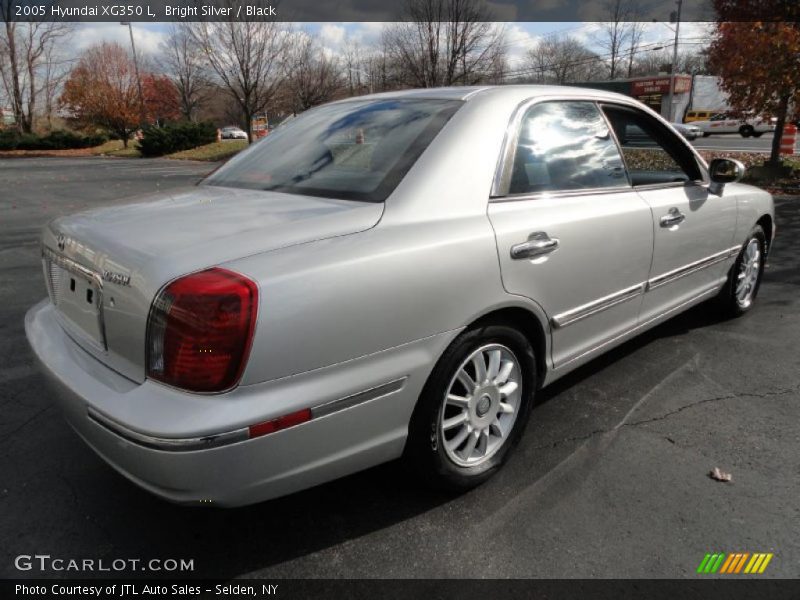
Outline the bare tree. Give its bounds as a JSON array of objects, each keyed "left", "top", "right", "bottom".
[
  {"left": 625, "top": 21, "right": 646, "bottom": 78},
  {"left": 364, "top": 45, "right": 392, "bottom": 93},
  {"left": 161, "top": 24, "right": 209, "bottom": 121},
  {"left": 594, "top": 0, "right": 652, "bottom": 80},
  {"left": 525, "top": 36, "right": 602, "bottom": 84},
  {"left": 342, "top": 38, "right": 368, "bottom": 95},
  {"left": 383, "top": 0, "right": 506, "bottom": 88},
  {"left": 284, "top": 34, "right": 343, "bottom": 113},
  {"left": 0, "top": 1, "right": 71, "bottom": 132},
  {"left": 190, "top": 19, "right": 292, "bottom": 142},
  {"left": 595, "top": 0, "right": 630, "bottom": 80},
  {"left": 40, "top": 44, "right": 73, "bottom": 130},
  {"left": 630, "top": 47, "right": 710, "bottom": 77}
]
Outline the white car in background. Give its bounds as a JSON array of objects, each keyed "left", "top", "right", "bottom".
[
  {"left": 671, "top": 122, "right": 702, "bottom": 141},
  {"left": 693, "top": 113, "right": 776, "bottom": 138},
  {"left": 220, "top": 126, "right": 248, "bottom": 140}
]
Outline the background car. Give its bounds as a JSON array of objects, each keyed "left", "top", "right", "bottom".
[
  {"left": 671, "top": 122, "right": 702, "bottom": 140},
  {"left": 693, "top": 113, "right": 776, "bottom": 137},
  {"left": 220, "top": 126, "right": 248, "bottom": 140}
]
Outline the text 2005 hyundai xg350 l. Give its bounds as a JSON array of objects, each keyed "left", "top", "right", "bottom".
[{"left": 26, "top": 86, "right": 774, "bottom": 506}]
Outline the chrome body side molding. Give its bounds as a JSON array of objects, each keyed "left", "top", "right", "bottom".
[
  {"left": 552, "top": 245, "right": 741, "bottom": 329},
  {"left": 310, "top": 378, "right": 406, "bottom": 418},
  {"left": 88, "top": 407, "right": 249, "bottom": 452},
  {"left": 646, "top": 245, "right": 741, "bottom": 291},
  {"left": 552, "top": 284, "right": 645, "bottom": 329},
  {"left": 87, "top": 377, "right": 408, "bottom": 452},
  {"left": 549, "top": 282, "right": 722, "bottom": 378}
]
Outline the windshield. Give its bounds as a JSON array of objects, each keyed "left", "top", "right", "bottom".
[{"left": 203, "top": 98, "right": 461, "bottom": 202}]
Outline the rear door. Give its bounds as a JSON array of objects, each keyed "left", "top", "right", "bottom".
[
  {"left": 488, "top": 100, "right": 654, "bottom": 368},
  {"left": 600, "top": 104, "right": 738, "bottom": 324}
]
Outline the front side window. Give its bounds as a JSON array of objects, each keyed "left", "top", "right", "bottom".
[
  {"left": 204, "top": 99, "right": 461, "bottom": 202},
  {"left": 507, "top": 101, "right": 628, "bottom": 195},
  {"left": 601, "top": 104, "right": 703, "bottom": 187}
]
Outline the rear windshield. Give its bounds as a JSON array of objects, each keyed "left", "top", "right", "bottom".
[{"left": 203, "top": 99, "right": 461, "bottom": 202}]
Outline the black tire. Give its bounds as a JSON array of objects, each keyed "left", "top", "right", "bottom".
[
  {"left": 404, "top": 322, "right": 536, "bottom": 492},
  {"left": 702, "top": 132, "right": 711, "bottom": 137},
  {"left": 739, "top": 125, "right": 754, "bottom": 138},
  {"left": 715, "top": 225, "right": 766, "bottom": 318}
]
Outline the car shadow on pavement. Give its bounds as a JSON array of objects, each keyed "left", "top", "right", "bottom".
[{"left": 535, "top": 300, "right": 731, "bottom": 408}]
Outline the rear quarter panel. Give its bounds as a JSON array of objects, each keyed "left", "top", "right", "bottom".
[{"left": 229, "top": 217, "right": 507, "bottom": 385}]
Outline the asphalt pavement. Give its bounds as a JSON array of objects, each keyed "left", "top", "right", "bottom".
[
  {"left": 1, "top": 157, "right": 798, "bottom": 580},
  {"left": 690, "top": 134, "right": 776, "bottom": 153}
]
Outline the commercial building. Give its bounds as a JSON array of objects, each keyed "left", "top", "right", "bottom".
[{"left": 575, "top": 74, "right": 729, "bottom": 122}]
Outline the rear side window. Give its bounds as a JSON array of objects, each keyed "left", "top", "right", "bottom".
[
  {"left": 507, "top": 101, "right": 628, "bottom": 195},
  {"left": 601, "top": 104, "right": 702, "bottom": 187}
]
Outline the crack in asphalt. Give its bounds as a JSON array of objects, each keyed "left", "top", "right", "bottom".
[
  {"left": 624, "top": 383, "right": 800, "bottom": 428},
  {"left": 0, "top": 404, "right": 53, "bottom": 448},
  {"left": 531, "top": 382, "right": 800, "bottom": 451}
]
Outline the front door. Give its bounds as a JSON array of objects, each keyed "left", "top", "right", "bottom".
[{"left": 600, "top": 104, "right": 738, "bottom": 324}]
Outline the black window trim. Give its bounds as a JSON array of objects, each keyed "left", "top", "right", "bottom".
[{"left": 598, "top": 101, "right": 709, "bottom": 190}]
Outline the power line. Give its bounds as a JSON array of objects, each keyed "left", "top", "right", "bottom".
[{"left": 503, "top": 38, "right": 708, "bottom": 79}]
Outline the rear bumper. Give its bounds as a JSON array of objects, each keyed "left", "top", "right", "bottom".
[{"left": 25, "top": 299, "right": 456, "bottom": 506}]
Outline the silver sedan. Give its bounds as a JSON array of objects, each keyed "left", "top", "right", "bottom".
[{"left": 26, "top": 86, "right": 774, "bottom": 506}]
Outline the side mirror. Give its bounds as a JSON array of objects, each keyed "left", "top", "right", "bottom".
[{"left": 708, "top": 158, "right": 745, "bottom": 195}]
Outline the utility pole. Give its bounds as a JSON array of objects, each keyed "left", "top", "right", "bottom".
[
  {"left": 121, "top": 21, "right": 146, "bottom": 126},
  {"left": 666, "top": 0, "right": 682, "bottom": 121}
]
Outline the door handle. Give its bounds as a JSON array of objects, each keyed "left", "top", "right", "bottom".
[
  {"left": 660, "top": 208, "right": 686, "bottom": 228},
  {"left": 511, "top": 232, "right": 560, "bottom": 260}
]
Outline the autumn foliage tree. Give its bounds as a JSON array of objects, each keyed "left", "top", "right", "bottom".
[
  {"left": 61, "top": 42, "right": 182, "bottom": 146},
  {"left": 141, "top": 73, "right": 181, "bottom": 126},
  {"left": 708, "top": 3, "right": 800, "bottom": 164},
  {"left": 60, "top": 42, "right": 141, "bottom": 147}
]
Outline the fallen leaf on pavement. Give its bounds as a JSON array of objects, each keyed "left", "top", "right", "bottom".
[{"left": 709, "top": 467, "right": 732, "bottom": 482}]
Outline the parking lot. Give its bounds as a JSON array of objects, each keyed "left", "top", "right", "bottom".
[
  {"left": 690, "top": 135, "right": 778, "bottom": 153},
  {"left": 1, "top": 156, "right": 798, "bottom": 579}
]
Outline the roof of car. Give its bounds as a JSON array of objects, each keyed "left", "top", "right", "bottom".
[{"left": 341, "top": 85, "right": 635, "bottom": 104}]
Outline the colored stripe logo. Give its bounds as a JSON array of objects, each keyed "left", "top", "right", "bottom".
[{"left": 697, "top": 552, "right": 774, "bottom": 574}]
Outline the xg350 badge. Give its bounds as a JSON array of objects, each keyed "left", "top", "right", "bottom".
[{"left": 102, "top": 270, "right": 131, "bottom": 286}]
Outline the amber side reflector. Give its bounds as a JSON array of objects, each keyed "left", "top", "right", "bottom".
[{"left": 248, "top": 409, "right": 312, "bottom": 439}]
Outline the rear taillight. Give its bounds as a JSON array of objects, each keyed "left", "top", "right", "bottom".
[{"left": 146, "top": 268, "right": 258, "bottom": 393}]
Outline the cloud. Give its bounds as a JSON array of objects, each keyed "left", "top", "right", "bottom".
[
  {"left": 70, "top": 23, "right": 167, "bottom": 58},
  {"left": 319, "top": 23, "right": 347, "bottom": 49},
  {"left": 503, "top": 24, "right": 542, "bottom": 67}
]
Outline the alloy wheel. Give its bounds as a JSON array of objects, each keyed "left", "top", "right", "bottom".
[
  {"left": 439, "top": 344, "right": 522, "bottom": 467},
  {"left": 735, "top": 238, "right": 761, "bottom": 309}
]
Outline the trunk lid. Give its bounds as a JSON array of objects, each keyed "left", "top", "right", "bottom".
[{"left": 42, "top": 185, "right": 383, "bottom": 383}]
